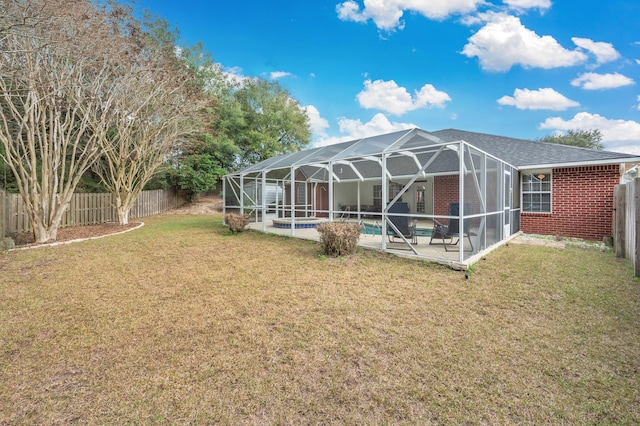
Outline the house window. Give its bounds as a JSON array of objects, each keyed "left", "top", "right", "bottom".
[
  {"left": 373, "top": 183, "right": 402, "bottom": 207},
  {"left": 373, "top": 185, "right": 382, "bottom": 207},
  {"left": 522, "top": 172, "right": 551, "bottom": 213},
  {"left": 296, "top": 184, "right": 306, "bottom": 204}
]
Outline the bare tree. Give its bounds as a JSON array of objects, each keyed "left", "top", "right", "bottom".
[
  {"left": 0, "top": 0, "right": 203, "bottom": 237},
  {"left": 0, "top": 0, "right": 129, "bottom": 242},
  {"left": 91, "top": 65, "right": 201, "bottom": 225},
  {"left": 88, "top": 12, "right": 203, "bottom": 225}
]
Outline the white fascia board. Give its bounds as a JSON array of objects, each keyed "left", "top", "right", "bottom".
[{"left": 518, "top": 157, "right": 640, "bottom": 171}]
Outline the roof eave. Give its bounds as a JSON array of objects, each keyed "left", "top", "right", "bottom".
[{"left": 517, "top": 157, "right": 640, "bottom": 170}]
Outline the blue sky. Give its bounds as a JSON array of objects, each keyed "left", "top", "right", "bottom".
[{"left": 134, "top": 0, "right": 640, "bottom": 154}]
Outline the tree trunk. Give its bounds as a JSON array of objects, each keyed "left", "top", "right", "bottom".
[
  {"left": 115, "top": 193, "right": 132, "bottom": 225},
  {"left": 117, "top": 206, "right": 130, "bottom": 225},
  {"left": 33, "top": 221, "right": 58, "bottom": 243}
]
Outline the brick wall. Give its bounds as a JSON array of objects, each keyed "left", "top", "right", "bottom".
[
  {"left": 435, "top": 164, "right": 620, "bottom": 241},
  {"left": 520, "top": 164, "right": 620, "bottom": 241},
  {"left": 433, "top": 174, "right": 485, "bottom": 216},
  {"left": 433, "top": 175, "right": 459, "bottom": 216}
]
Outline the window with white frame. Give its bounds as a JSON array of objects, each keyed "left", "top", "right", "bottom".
[
  {"left": 296, "top": 183, "right": 306, "bottom": 204},
  {"left": 373, "top": 182, "right": 402, "bottom": 207},
  {"left": 522, "top": 172, "right": 552, "bottom": 213}
]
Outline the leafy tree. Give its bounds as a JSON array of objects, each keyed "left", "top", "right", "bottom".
[
  {"left": 166, "top": 134, "right": 238, "bottom": 200},
  {"left": 221, "top": 79, "right": 311, "bottom": 168},
  {"left": 163, "top": 43, "right": 311, "bottom": 195},
  {"left": 538, "top": 129, "right": 605, "bottom": 150}
]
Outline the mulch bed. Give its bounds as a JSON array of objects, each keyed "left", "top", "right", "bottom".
[{"left": 11, "top": 222, "right": 140, "bottom": 247}]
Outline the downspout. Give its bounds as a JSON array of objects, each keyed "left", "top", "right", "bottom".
[{"left": 313, "top": 182, "right": 318, "bottom": 216}]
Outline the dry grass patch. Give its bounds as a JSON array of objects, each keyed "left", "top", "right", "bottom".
[{"left": 1, "top": 214, "right": 639, "bottom": 424}]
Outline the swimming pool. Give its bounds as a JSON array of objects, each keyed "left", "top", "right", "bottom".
[
  {"left": 360, "top": 222, "right": 432, "bottom": 237},
  {"left": 272, "top": 217, "right": 324, "bottom": 229}
]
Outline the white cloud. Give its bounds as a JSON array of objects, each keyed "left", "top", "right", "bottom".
[
  {"left": 314, "top": 113, "right": 415, "bottom": 147},
  {"left": 637, "top": 95, "right": 640, "bottom": 111},
  {"left": 222, "top": 66, "right": 253, "bottom": 86},
  {"left": 356, "top": 79, "right": 451, "bottom": 115},
  {"left": 571, "top": 37, "right": 620, "bottom": 65},
  {"left": 539, "top": 112, "right": 640, "bottom": 154},
  {"left": 462, "top": 14, "right": 587, "bottom": 72},
  {"left": 336, "top": 0, "right": 484, "bottom": 32},
  {"left": 270, "top": 71, "right": 293, "bottom": 80},
  {"left": 571, "top": 72, "right": 635, "bottom": 90},
  {"left": 301, "top": 105, "right": 330, "bottom": 139},
  {"left": 336, "top": 0, "right": 369, "bottom": 23},
  {"left": 497, "top": 88, "right": 579, "bottom": 110},
  {"left": 503, "top": 0, "right": 551, "bottom": 11}
]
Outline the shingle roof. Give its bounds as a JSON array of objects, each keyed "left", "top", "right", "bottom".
[
  {"left": 233, "top": 128, "right": 639, "bottom": 175},
  {"left": 431, "top": 129, "right": 639, "bottom": 168}
]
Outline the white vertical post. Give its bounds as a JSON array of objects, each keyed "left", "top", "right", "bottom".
[
  {"left": 329, "top": 161, "right": 334, "bottom": 222},
  {"left": 381, "top": 154, "right": 387, "bottom": 251},
  {"left": 458, "top": 142, "right": 465, "bottom": 263},
  {"left": 634, "top": 177, "right": 639, "bottom": 277},
  {"left": 290, "top": 166, "right": 296, "bottom": 236},
  {"left": 262, "top": 171, "right": 267, "bottom": 232},
  {"left": 357, "top": 181, "right": 361, "bottom": 220},
  {"left": 222, "top": 177, "right": 227, "bottom": 223},
  {"left": 240, "top": 174, "right": 244, "bottom": 217}
]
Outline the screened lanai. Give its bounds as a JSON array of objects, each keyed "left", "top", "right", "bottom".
[{"left": 223, "top": 128, "right": 519, "bottom": 267}]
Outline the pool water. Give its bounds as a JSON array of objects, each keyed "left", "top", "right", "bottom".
[{"left": 360, "top": 222, "right": 432, "bottom": 237}]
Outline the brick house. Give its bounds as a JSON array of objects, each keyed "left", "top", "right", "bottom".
[
  {"left": 431, "top": 129, "right": 638, "bottom": 242},
  {"left": 224, "top": 128, "right": 640, "bottom": 266}
]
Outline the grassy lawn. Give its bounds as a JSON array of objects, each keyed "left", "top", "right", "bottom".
[{"left": 1, "top": 214, "right": 639, "bottom": 424}]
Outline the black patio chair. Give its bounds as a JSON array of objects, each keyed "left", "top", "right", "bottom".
[
  {"left": 429, "top": 202, "right": 475, "bottom": 251},
  {"left": 387, "top": 202, "right": 417, "bottom": 245}
]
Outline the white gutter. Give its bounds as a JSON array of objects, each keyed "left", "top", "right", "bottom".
[{"left": 519, "top": 157, "right": 640, "bottom": 170}]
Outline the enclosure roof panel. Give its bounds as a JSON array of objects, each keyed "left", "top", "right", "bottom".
[{"left": 333, "top": 129, "right": 414, "bottom": 158}]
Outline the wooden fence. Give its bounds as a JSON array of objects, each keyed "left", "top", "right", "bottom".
[
  {"left": 0, "top": 188, "right": 5, "bottom": 241},
  {"left": 613, "top": 178, "right": 639, "bottom": 277},
  {"left": 1, "top": 188, "right": 188, "bottom": 235}
]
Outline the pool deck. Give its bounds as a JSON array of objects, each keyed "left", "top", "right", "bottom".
[{"left": 246, "top": 218, "right": 471, "bottom": 268}]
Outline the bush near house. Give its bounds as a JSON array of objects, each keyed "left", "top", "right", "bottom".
[
  {"left": 316, "top": 222, "right": 361, "bottom": 256},
  {"left": 224, "top": 213, "right": 249, "bottom": 233}
]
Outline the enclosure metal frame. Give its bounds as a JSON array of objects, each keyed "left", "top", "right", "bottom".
[{"left": 223, "top": 128, "right": 518, "bottom": 266}]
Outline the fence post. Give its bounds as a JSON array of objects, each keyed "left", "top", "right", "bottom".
[
  {"left": 1, "top": 188, "right": 5, "bottom": 241},
  {"left": 613, "top": 184, "right": 626, "bottom": 258}
]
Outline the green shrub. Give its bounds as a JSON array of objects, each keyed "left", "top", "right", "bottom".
[
  {"left": 316, "top": 222, "right": 361, "bottom": 257},
  {"left": 225, "top": 213, "right": 249, "bottom": 233}
]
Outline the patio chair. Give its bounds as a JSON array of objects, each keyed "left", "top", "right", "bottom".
[
  {"left": 429, "top": 202, "right": 475, "bottom": 252},
  {"left": 387, "top": 202, "right": 418, "bottom": 245}
]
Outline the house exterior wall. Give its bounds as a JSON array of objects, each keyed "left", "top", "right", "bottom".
[
  {"left": 434, "top": 164, "right": 619, "bottom": 241},
  {"left": 433, "top": 175, "right": 459, "bottom": 217},
  {"left": 520, "top": 164, "right": 620, "bottom": 241}
]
